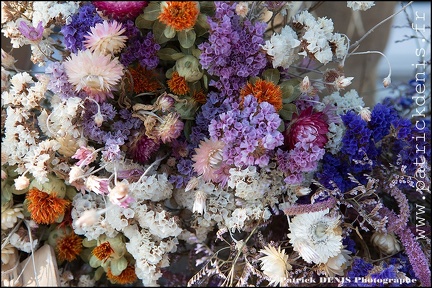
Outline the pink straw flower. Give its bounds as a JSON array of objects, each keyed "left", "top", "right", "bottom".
[{"left": 63, "top": 50, "right": 124, "bottom": 102}]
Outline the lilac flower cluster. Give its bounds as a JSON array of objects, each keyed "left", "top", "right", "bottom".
[
  {"left": 82, "top": 101, "right": 142, "bottom": 146},
  {"left": 61, "top": 3, "right": 103, "bottom": 53},
  {"left": 208, "top": 95, "right": 283, "bottom": 168},
  {"left": 199, "top": 1, "right": 267, "bottom": 80},
  {"left": 120, "top": 31, "right": 160, "bottom": 69},
  {"left": 45, "top": 62, "right": 84, "bottom": 100},
  {"left": 168, "top": 137, "right": 197, "bottom": 188}
]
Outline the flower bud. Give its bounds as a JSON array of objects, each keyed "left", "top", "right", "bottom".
[
  {"left": 14, "top": 175, "right": 30, "bottom": 190},
  {"left": 358, "top": 107, "right": 372, "bottom": 122},
  {"left": 371, "top": 232, "right": 401, "bottom": 255},
  {"left": 75, "top": 209, "right": 99, "bottom": 228},
  {"left": 383, "top": 76, "right": 391, "bottom": 88},
  {"left": 175, "top": 55, "right": 203, "bottom": 82},
  {"left": 193, "top": 190, "right": 207, "bottom": 215}
]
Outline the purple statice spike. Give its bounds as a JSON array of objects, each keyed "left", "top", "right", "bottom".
[{"left": 18, "top": 21, "right": 44, "bottom": 42}]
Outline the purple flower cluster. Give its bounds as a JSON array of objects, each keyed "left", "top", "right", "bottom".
[
  {"left": 82, "top": 101, "right": 142, "bottom": 146},
  {"left": 317, "top": 103, "right": 430, "bottom": 192},
  {"left": 45, "top": 62, "right": 83, "bottom": 100},
  {"left": 198, "top": 2, "right": 267, "bottom": 80},
  {"left": 61, "top": 4, "right": 103, "bottom": 53},
  {"left": 120, "top": 31, "right": 160, "bottom": 69},
  {"left": 208, "top": 95, "right": 283, "bottom": 168}
]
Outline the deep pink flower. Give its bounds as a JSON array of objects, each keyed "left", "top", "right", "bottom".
[
  {"left": 283, "top": 106, "right": 329, "bottom": 150},
  {"left": 18, "top": 21, "right": 44, "bottom": 42},
  {"left": 92, "top": 1, "right": 148, "bottom": 20}
]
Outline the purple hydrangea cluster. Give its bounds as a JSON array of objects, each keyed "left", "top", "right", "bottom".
[
  {"left": 82, "top": 101, "right": 142, "bottom": 146},
  {"left": 208, "top": 95, "right": 283, "bottom": 168},
  {"left": 120, "top": 32, "right": 160, "bottom": 69},
  {"left": 45, "top": 62, "right": 84, "bottom": 100},
  {"left": 198, "top": 2, "right": 267, "bottom": 80},
  {"left": 61, "top": 3, "right": 103, "bottom": 53}
]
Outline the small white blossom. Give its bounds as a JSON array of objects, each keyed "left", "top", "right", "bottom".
[{"left": 347, "top": 1, "right": 375, "bottom": 11}]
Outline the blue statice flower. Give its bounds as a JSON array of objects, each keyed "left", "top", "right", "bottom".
[
  {"left": 369, "top": 103, "right": 399, "bottom": 142},
  {"left": 369, "top": 264, "right": 399, "bottom": 287},
  {"left": 61, "top": 3, "right": 103, "bottom": 53},
  {"left": 45, "top": 62, "right": 83, "bottom": 100}
]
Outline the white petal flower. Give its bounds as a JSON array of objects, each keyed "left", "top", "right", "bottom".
[
  {"left": 288, "top": 208, "right": 343, "bottom": 264},
  {"left": 319, "top": 248, "right": 352, "bottom": 276},
  {"left": 259, "top": 245, "right": 292, "bottom": 286}
]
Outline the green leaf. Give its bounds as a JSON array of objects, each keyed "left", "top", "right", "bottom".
[
  {"left": 164, "top": 25, "right": 176, "bottom": 39},
  {"left": 111, "top": 257, "right": 128, "bottom": 276},
  {"left": 200, "top": 1, "right": 215, "bottom": 15},
  {"left": 178, "top": 29, "right": 196, "bottom": 49},
  {"left": 280, "top": 79, "right": 302, "bottom": 103},
  {"left": 157, "top": 48, "right": 185, "bottom": 61},
  {"left": 279, "top": 103, "right": 298, "bottom": 121},
  {"left": 262, "top": 69, "right": 280, "bottom": 85},
  {"left": 135, "top": 14, "right": 154, "bottom": 29},
  {"left": 184, "top": 119, "right": 193, "bottom": 141},
  {"left": 152, "top": 20, "right": 170, "bottom": 44},
  {"left": 142, "top": 2, "right": 161, "bottom": 21}
]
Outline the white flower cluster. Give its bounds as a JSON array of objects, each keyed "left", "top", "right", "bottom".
[
  {"left": 261, "top": 25, "right": 301, "bottom": 69},
  {"left": 71, "top": 192, "right": 118, "bottom": 241},
  {"left": 347, "top": 1, "right": 375, "bottom": 11},
  {"left": 294, "top": 11, "right": 348, "bottom": 64},
  {"left": 129, "top": 173, "right": 173, "bottom": 202},
  {"left": 1, "top": 206, "right": 24, "bottom": 230},
  {"left": 123, "top": 225, "right": 178, "bottom": 287},
  {"left": 134, "top": 204, "right": 182, "bottom": 239},
  {"left": 31, "top": 1, "right": 81, "bottom": 26},
  {"left": 323, "top": 89, "right": 365, "bottom": 115}
]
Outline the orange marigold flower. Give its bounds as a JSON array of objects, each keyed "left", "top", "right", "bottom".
[
  {"left": 56, "top": 232, "right": 83, "bottom": 262},
  {"left": 92, "top": 241, "right": 115, "bottom": 261},
  {"left": 240, "top": 79, "right": 283, "bottom": 111},
  {"left": 107, "top": 264, "right": 138, "bottom": 285},
  {"left": 158, "top": 1, "right": 199, "bottom": 31},
  {"left": 129, "top": 65, "right": 162, "bottom": 93},
  {"left": 26, "top": 188, "right": 70, "bottom": 225},
  {"left": 167, "top": 71, "right": 189, "bottom": 95}
]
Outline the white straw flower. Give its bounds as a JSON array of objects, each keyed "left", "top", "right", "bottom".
[
  {"left": 288, "top": 208, "right": 343, "bottom": 264},
  {"left": 259, "top": 245, "right": 292, "bottom": 286},
  {"left": 83, "top": 20, "right": 128, "bottom": 55}
]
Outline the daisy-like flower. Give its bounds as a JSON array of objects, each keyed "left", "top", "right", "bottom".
[
  {"left": 240, "top": 79, "right": 283, "bottom": 111},
  {"left": 63, "top": 49, "right": 124, "bottom": 102},
  {"left": 26, "top": 188, "right": 70, "bottom": 225},
  {"left": 18, "top": 20, "right": 44, "bottom": 42},
  {"left": 107, "top": 264, "right": 138, "bottom": 285},
  {"left": 288, "top": 208, "right": 343, "bottom": 264},
  {"left": 192, "top": 138, "right": 225, "bottom": 183},
  {"left": 167, "top": 71, "right": 189, "bottom": 95},
  {"left": 83, "top": 20, "right": 128, "bottom": 55},
  {"left": 259, "top": 245, "right": 292, "bottom": 286},
  {"left": 56, "top": 231, "right": 83, "bottom": 262},
  {"left": 158, "top": 1, "right": 199, "bottom": 32},
  {"left": 155, "top": 112, "right": 184, "bottom": 143}
]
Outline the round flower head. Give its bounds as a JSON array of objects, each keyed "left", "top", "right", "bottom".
[
  {"left": 158, "top": 1, "right": 199, "bottom": 31},
  {"left": 93, "top": 1, "right": 148, "bottom": 20},
  {"left": 63, "top": 49, "right": 124, "bottom": 102},
  {"left": 192, "top": 138, "right": 225, "bottom": 183},
  {"left": 288, "top": 208, "right": 342, "bottom": 264},
  {"left": 56, "top": 231, "right": 83, "bottom": 262},
  {"left": 83, "top": 20, "right": 128, "bottom": 55},
  {"left": 26, "top": 188, "right": 70, "bottom": 225},
  {"left": 240, "top": 79, "right": 283, "bottom": 111},
  {"left": 259, "top": 245, "right": 292, "bottom": 286},
  {"left": 283, "top": 106, "right": 329, "bottom": 150}
]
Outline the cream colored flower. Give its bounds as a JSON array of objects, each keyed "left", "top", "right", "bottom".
[
  {"left": 83, "top": 20, "right": 127, "bottom": 55},
  {"left": 259, "top": 245, "right": 292, "bottom": 286},
  {"left": 319, "top": 248, "right": 352, "bottom": 276},
  {"left": 371, "top": 232, "right": 401, "bottom": 255},
  {"left": 63, "top": 49, "right": 124, "bottom": 102},
  {"left": 288, "top": 208, "right": 343, "bottom": 264},
  {"left": 192, "top": 190, "right": 207, "bottom": 215}
]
